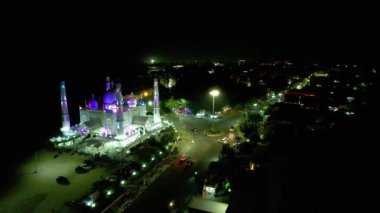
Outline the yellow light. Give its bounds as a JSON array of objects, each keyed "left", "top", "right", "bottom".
[
  {"left": 143, "top": 92, "right": 148, "bottom": 97},
  {"left": 249, "top": 162, "right": 255, "bottom": 171}
]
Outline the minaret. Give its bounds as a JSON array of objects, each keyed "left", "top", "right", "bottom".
[
  {"left": 111, "top": 80, "right": 115, "bottom": 89},
  {"left": 140, "top": 93, "right": 146, "bottom": 116},
  {"left": 103, "top": 107, "right": 108, "bottom": 136},
  {"left": 153, "top": 78, "right": 161, "bottom": 123},
  {"left": 115, "top": 82, "right": 125, "bottom": 137},
  {"left": 60, "top": 81, "right": 71, "bottom": 133},
  {"left": 106, "top": 75, "right": 111, "bottom": 91}
]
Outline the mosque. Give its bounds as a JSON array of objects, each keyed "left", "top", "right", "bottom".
[{"left": 59, "top": 76, "right": 162, "bottom": 144}]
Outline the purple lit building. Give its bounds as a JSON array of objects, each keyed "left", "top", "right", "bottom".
[{"left": 62, "top": 76, "right": 161, "bottom": 143}]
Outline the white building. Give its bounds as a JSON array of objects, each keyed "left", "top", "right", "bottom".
[{"left": 59, "top": 76, "right": 162, "bottom": 146}]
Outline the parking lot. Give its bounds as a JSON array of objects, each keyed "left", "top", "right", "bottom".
[{"left": 0, "top": 150, "right": 109, "bottom": 213}]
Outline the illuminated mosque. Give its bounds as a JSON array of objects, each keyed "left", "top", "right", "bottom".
[{"left": 59, "top": 76, "right": 162, "bottom": 144}]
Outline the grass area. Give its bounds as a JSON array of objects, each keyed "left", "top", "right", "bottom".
[
  {"left": 0, "top": 149, "right": 110, "bottom": 213},
  {"left": 205, "top": 129, "right": 223, "bottom": 136}
]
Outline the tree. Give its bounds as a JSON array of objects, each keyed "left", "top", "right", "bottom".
[
  {"left": 239, "top": 113, "right": 263, "bottom": 142},
  {"left": 164, "top": 99, "right": 178, "bottom": 111}
]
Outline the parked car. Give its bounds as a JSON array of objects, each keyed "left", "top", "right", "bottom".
[
  {"left": 179, "top": 155, "right": 187, "bottom": 162},
  {"left": 56, "top": 176, "right": 70, "bottom": 185},
  {"left": 105, "top": 175, "right": 118, "bottom": 182},
  {"left": 75, "top": 166, "right": 87, "bottom": 174},
  {"left": 83, "top": 160, "right": 95, "bottom": 168},
  {"left": 65, "top": 199, "right": 80, "bottom": 207},
  {"left": 185, "top": 160, "right": 193, "bottom": 168},
  {"left": 172, "top": 147, "right": 178, "bottom": 154}
]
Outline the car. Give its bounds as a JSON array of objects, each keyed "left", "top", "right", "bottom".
[
  {"left": 65, "top": 199, "right": 80, "bottom": 207},
  {"left": 105, "top": 175, "right": 118, "bottom": 182},
  {"left": 185, "top": 160, "right": 193, "bottom": 168},
  {"left": 56, "top": 176, "right": 70, "bottom": 185},
  {"left": 75, "top": 166, "right": 87, "bottom": 174},
  {"left": 179, "top": 155, "right": 187, "bottom": 162},
  {"left": 217, "top": 137, "right": 228, "bottom": 143},
  {"left": 172, "top": 147, "right": 178, "bottom": 154},
  {"left": 83, "top": 160, "right": 95, "bottom": 167},
  {"left": 191, "top": 128, "right": 198, "bottom": 134},
  {"left": 126, "top": 161, "right": 141, "bottom": 171},
  {"left": 81, "top": 160, "right": 95, "bottom": 169}
]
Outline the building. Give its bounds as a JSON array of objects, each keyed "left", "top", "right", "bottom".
[{"left": 59, "top": 76, "right": 162, "bottom": 145}]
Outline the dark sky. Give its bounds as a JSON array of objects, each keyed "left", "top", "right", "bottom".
[{"left": 23, "top": 4, "right": 379, "bottom": 70}]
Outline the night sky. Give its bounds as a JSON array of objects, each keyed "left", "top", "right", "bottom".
[{"left": 24, "top": 4, "right": 378, "bottom": 68}]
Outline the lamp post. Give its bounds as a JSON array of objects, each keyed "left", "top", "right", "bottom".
[
  {"left": 209, "top": 89, "right": 220, "bottom": 129},
  {"left": 34, "top": 151, "right": 37, "bottom": 174}
]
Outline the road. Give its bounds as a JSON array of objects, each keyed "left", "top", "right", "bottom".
[{"left": 124, "top": 112, "right": 240, "bottom": 212}]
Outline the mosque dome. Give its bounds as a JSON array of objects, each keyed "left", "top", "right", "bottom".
[
  {"left": 88, "top": 99, "right": 98, "bottom": 110},
  {"left": 127, "top": 97, "right": 136, "bottom": 107},
  {"left": 103, "top": 91, "right": 117, "bottom": 105}
]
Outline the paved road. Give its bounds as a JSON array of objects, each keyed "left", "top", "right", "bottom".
[{"left": 124, "top": 113, "right": 240, "bottom": 212}]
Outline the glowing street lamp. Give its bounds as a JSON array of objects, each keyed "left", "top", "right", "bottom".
[
  {"left": 209, "top": 89, "right": 220, "bottom": 129},
  {"left": 150, "top": 59, "right": 155, "bottom": 64}
]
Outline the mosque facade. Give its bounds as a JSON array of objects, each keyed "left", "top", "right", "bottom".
[{"left": 59, "top": 77, "right": 161, "bottom": 143}]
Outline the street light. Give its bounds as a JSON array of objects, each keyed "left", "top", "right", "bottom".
[{"left": 209, "top": 89, "right": 220, "bottom": 129}]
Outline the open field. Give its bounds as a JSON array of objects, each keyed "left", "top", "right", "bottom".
[{"left": 0, "top": 149, "right": 109, "bottom": 213}]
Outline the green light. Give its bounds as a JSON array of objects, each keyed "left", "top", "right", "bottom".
[
  {"left": 148, "top": 101, "right": 153, "bottom": 106},
  {"left": 142, "top": 163, "right": 146, "bottom": 168},
  {"left": 151, "top": 156, "right": 155, "bottom": 161},
  {"left": 159, "top": 151, "right": 162, "bottom": 155},
  {"left": 150, "top": 59, "right": 155, "bottom": 64},
  {"left": 132, "top": 171, "right": 137, "bottom": 176}
]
